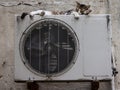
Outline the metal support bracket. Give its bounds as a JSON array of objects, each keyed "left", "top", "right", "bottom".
[
  {"left": 91, "top": 81, "right": 100, "bottom": 90},
  {"left": 26, "top": 81, "right": 39, "bottom": 90}
]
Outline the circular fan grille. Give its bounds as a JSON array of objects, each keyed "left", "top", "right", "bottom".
[{"left": 20, "top": 19, "right": 78, "bottom": 76}]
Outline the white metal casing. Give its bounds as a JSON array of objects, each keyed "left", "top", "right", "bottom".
[{"left": 15, "top": 14, "right": 112, "bottom": 81}]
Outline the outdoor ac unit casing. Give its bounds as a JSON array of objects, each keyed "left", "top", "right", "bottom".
[{"left": 15, "top": 15, "right": 112, "bottom": 81}]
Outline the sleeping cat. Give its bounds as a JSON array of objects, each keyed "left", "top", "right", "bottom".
[
  {"left": 21, "top": 10, "right": 80, "bottom": 19},
  {"left": 21, "top": 1, "right": 92, "bottom": 19}
]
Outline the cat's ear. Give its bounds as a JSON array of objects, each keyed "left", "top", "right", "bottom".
[
  {"left": 86, "top": 5, "right": 91, "bottom": 9},
  {"left": 75, "top": 1, "right": 81, "bottom": 12},
  {"left": 76, "top": 1, "right": 81, "bottom": 5}
]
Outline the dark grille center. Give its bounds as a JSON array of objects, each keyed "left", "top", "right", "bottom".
[{"left": 21, "top": 19, "right": 77, "bottom": 75}]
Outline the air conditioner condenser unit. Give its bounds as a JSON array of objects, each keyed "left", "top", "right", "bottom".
[{"left": 15, "top": 14, "right": 112, "bottom": 81}]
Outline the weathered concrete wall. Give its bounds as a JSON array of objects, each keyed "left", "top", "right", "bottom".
[{"left": 0, "top": 0, "right": 120, "bottom": 90}]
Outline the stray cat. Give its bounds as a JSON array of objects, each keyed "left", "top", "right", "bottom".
[
  {"left": 21, "top": 1, "right": 92, "bottom": 19},
  {"left": 21, "top": 10, "right": 80, "bottom": 19}
]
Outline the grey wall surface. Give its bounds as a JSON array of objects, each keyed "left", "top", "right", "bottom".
[{"left": 0, "top": 0, "right": 120, "bottom": 90}]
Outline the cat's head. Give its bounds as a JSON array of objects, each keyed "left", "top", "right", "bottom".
[{"left": 75, "top": 1, "right": 91, "bottom": 12}]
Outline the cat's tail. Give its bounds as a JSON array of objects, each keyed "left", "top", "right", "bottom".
[{"left": 21, "top": 12, "right": 29, "bottom": 19}]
